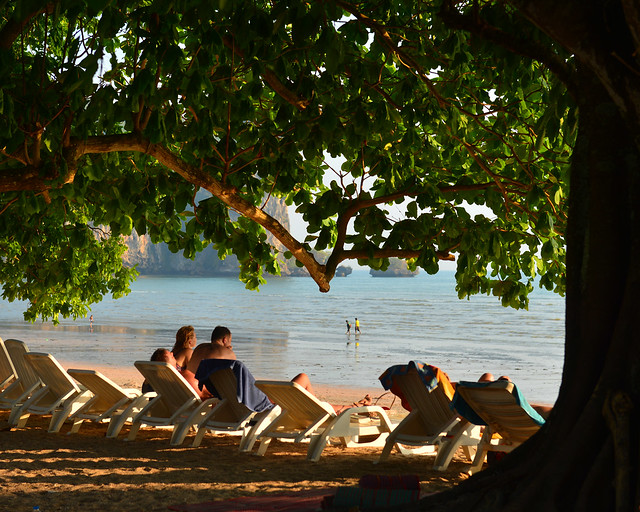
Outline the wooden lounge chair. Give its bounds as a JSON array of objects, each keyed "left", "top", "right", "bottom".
[
  {"left": 128, "top": 361, "right": 217, "bottom": 445},
  {"left": 452, "top": 379, "right": 546, "bottom": 474},
  {"left": 67, "top": 369, "right": 151, "bottom": 437},
  {"left": 254, "top": 380, "right": 396, "bottom": 462},
  {"left": 11, "top": 352, "right": 91, "bottom": 432},
  {"left": 376, "top": 362, "right": 480, "bottom": 470},
  {"left": 0, "top": 338, "right": 16, "bottom": 390},
  {"left": 0, "top": 339, "right": 43, "bottom": 416},
  {"left": 191, "top": 360, "right": 280, "bottom": 449}
]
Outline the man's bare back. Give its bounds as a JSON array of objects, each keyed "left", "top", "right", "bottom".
[{"left": 183, "top": 342, "right": 236, "bottom": 398}]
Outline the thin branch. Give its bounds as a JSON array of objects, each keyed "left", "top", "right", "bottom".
[
  {"left": 439, "top": 0, "right": 577, "bottom": 94},
  {"left": 336, "top": 0, "right": 449, "bottom": 109},
  {"left": 0, "top": 3, "right": 54, "bottom": 50},
  {"left": 221, "top": 35, "right": 311, "bottom": 111}
]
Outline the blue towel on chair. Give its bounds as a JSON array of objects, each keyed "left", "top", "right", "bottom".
[
  {"left": 451, "top": 380, "right": 546, "bottom": 426},
  {"left": 195, "top": 359, "right": 274, "bottom": 413},
  {"left": 378, "top": 360, "right": 438, "bottom": 392}
]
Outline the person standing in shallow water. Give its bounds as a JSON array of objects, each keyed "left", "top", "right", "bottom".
[
  {"left": 355, "top": 318, "right": 361, "bottom": 334},
  {"left": 345, "top": 320, "right": 351, "bottom": 335}
]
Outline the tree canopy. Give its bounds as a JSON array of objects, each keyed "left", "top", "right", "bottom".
[
  {"left": 3, "top": 2, "right": 640, "bottom": 510},
  {"left": 0, "top": 1, "right": 572, "bottom": 322}
]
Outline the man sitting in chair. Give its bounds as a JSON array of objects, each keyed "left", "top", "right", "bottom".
[
  {"left": 182, "top": 327, "right": 235, "bottom": 399},
  {"left": 186, "top": 325, "right": 372, "bottom": 411}
]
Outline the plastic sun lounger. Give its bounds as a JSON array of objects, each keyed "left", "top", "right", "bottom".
[
  {"left": 67, "top": 369, "right": 151, "bottom": 437},
  {"left": 452, "top": 379, "right": 546, "bottom": 474},
  {"left": 11, "top": 352, "right": 91, "bottom": 432},
  {"left": 0, "top": 338, "right": 17, "bottom": 391},
  {"left": 129, "top": 361, "right": 217, "bottom": 446},
  {"left": 376, "top": 362, "right": 481, "bottom": 470},
  {"left": 0, "top": 339, "right": 43, "bottom": 416},
  {"left": 191, "top": 363, "right": 280, "bottom": 450},
  {"left": 254, "top": 380, "right": 396, "bottom": 462}
]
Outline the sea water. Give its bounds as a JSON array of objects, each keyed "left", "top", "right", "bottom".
[{"left": 0, "top": 270, "right": 564, "bottom": 404}]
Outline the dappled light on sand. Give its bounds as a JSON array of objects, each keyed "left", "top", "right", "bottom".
[{"left": 0, "top": 412, "right": 469, "bottom": 511}]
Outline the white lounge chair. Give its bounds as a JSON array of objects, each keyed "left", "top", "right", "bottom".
[
  {"left": 0, "top": 338, "right": 16, "bottom": 390},
  {"left": 377, "top": 361, "right": 480, "bottom": 470},
  {"left": 254, "top": 380, "right": 396, "bottom": 462},
  {"left": 67, "top": 369, "right": 151, "bottom": 437},
  {"left": 128, "top": 361, "right": 216, "bottom": 445},
  {"left": 191, "top": 359, "right": 280, "bottom": 449},
  {"left": 452, "top": 379, "right": 546, "bottom": 474},
  {"left": 0, "top": 339, "right": 43, "bottom": 416},
  {"left": 11, "top": 352, "right": 91, "bottom": 432}
]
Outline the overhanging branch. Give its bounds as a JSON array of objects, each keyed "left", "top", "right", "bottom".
[{"left": 73, "top": 133, "right": 331, "bottom": 291}]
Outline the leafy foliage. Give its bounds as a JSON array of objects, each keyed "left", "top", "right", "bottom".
[{"left": 0, "top": 1, "right": 573, "bottom": 321}]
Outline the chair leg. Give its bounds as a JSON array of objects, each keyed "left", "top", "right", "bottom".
[
  {"left": 468, "top": 429, "right": 492, "bottom": 475},
  {"left": 433, "top": 420, "right": 473, "bottom": 471},
  {"left": 106, "top": 414, "right": 129, "bottom": 438},
  {"left": 307, "top": 434, "right": 329, "bottom": 462},
  {"left": 13, "top": 412, "right": 30, "bottom": 428},
  {"left": 191, "top": 425, "right": 209, "bottom": 448},
  {"left": 68, "top": 418, "right": 84, "bottom": 434},
  {"left": 461, "top": 444, "right": 477, "bottom": 461},
  {"left": 107, "top": 395, "right": 152, "bottom": 438},
  {"left": 126, "top": 421, "right": 142, "bottom": 441},
  {"left": 375, "top": 428, "right": 401, "bottom": 464},
  {"left": 240, "top": 408, "right": 279, "bottom": 452},
  {"left": 48, "top": 410, "right": 70, "bottom": 433},
  {"left": 256, "top": 437, "right": 273, "bottom": 456},
  {"left": 8, "top": 405, "right": 25, "bottom": 426},
  {"left": 170, "top": 421, "right": 192, "bottom": 446}
]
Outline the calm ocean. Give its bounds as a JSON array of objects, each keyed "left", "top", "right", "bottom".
[{"left": 0, "top": 270, "right": 564, "bottom": 404}]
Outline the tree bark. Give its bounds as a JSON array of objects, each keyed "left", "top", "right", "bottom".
[{"left": 403, "top": 45, "right": 640, "bottom": 512}]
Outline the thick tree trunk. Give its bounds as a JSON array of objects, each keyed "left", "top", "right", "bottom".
[{"left": 405, "top": 62, "right": 640, "bottom": 512}]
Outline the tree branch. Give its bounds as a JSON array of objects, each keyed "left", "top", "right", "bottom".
[
  {"left": 336, "top": 0, "right": 449, "bottom": 109},
  {"left": 221, "top": 35, "right": 311, "bottom": 111},
  {"left": 72, "top": 133, "right": 331, "bottom": 291},
  {"left": 0, "top": 3, "right": 55, "bottom": 50},
  {"left": 439, "top": 0, "right": 577, "bottom": 95}
]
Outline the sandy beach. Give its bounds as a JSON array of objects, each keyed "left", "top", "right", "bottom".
[{"left": 0, "top": 365, "right": 472, "bottom": 512}]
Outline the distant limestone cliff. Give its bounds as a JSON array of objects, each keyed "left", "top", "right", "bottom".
[
  {"left": 121, "top": 196, "right": 352, "bottom": 277},
  {"left": 370, "top": 258, "right": 419, "bottom": 277}
]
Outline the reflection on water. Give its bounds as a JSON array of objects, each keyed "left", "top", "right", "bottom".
[{"left": 0, "top": 271, "right": 564, "bottom": 404}]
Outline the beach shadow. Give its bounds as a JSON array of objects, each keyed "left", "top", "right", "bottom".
[{"left": 0, "top": 412, "right": 469, "bottom": 511}]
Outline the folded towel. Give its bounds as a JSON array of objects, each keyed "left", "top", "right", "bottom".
[
  {"left": 195, "top": 359, "right": 274, "bottom": 413},
  {"left": 327, "top": 487, "right": 420, "bottom": 510},
  {"left": 358, "top": 474, "right": 420, "bottom": 491}
]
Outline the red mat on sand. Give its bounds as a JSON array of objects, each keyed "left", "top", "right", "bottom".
[{"left": 168, "top": 488, "right": 333, "bottom": 512}]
